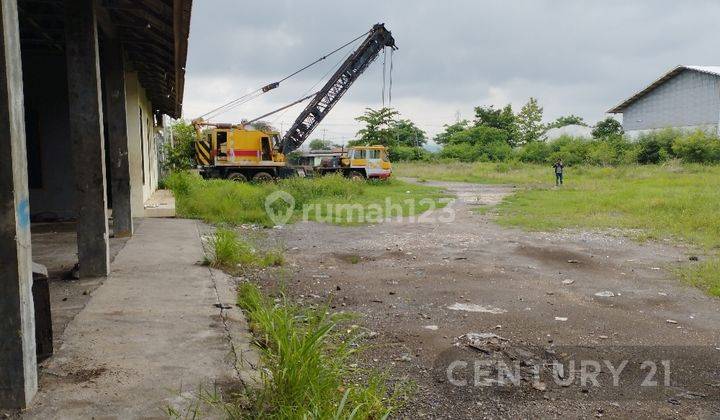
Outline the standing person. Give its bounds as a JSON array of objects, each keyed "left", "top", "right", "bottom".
[{"left": 553, "top": 159, "right": 564, "bottom": 186}]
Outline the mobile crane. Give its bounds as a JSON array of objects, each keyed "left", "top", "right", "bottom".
[{"left": 193, "top": 24, "right": 397, "bottom": 181}]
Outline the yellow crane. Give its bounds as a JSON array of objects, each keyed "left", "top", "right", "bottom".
[{"left": 192, "top": 24, "right": 396, "bottom": 182}]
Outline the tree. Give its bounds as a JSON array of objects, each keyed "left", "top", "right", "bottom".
[
  {"left": 309, "top": 139, "right": 332, "bottom": 150},
  {"left": 389, "top": 119, "right": 427, "bottom": 147},
  {"left": 592, "top": 117, "right": 623, "bottom": 139},
  {"left": 249, "top": 120, "right": 276, "bottom": 132},
  {"left": 474, "top": 104, "right": 516, "bottom": 145},
  {"left": 515, "top": 97, "right": 545, "bottom": 145},
  {"left": 440, "top": 126, "right": 513, "bottom": 162},
  {"left": 162, "top": 120, "right": 197, "bottom": 171},
  {"left": 434, "top": 120, "right": 470, "bottom": 145},
  {"left": 350, "top": 107, "right": 399, "bottom": 147},
  {"left": 474, "top": 104, "right": 516, "bottom": 131},
  {"left": 549, "top": 114, "right": 587, "bottom": 128}
]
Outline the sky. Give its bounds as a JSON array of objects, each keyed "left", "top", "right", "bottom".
[{"left": 182, "top": 0, "right": 720, "bottom": 146}]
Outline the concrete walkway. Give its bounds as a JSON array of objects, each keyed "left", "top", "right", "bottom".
[{"left": 24, "top": 218, "right": 258, "bottom": 418}]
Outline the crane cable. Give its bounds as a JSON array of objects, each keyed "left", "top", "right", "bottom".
[
  {"left": 389, "top": 48, "right": 394, "bottom": 105},
  {"left": 198, "top": 28, "right": 373, "bottom": 121},
  {"left": 269, "top": 45, "right": 357, "bottom": 127},
  {"left": 381, "top": 47, "right": 387, "bottom": 106}
]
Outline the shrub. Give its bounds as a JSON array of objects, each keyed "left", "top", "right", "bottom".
[
  {"left": 517, "top": 141, "right": 552, "bottom": 163},
  {"left": 439, "top": 142, "right": 477, "bottom": 162},
  {"left": 162, "top": 121, "right": 197, "bottom": 171},
  {"left": 635, "top": 129, "right": 681, "bottom": 164},
  {"left": 548, "top": 135, "right": 590, "bottom": 165},
  {"left": 447, "top": 125, "right": 509, "bottom": 146},
  {"left": 390, "top": 145, "right": 432, "bottom": 161},
  {"left": 671, "top": 130, "right": 720, "bottom": 163}
]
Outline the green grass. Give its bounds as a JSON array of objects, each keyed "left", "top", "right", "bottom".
[
  {"left": 205, "top": 228, "right": 284, "bottom": 272},
  {"left": 166, "top": 171, "right": 449, "bottom": 227},
  {"left": 396, "top": 161, "right": 720, "bottom": 297},
  {"left": 676, "top": 259, "right": 720, "bottom": 297},
  {"left": 395, "top": 160, "right": 556, "bottom": 185},
  {"left": 237, "top": 282, "right": 407, "bottom": 419}
]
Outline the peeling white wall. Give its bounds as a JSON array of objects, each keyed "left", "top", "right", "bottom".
[{"left": 125, "top": 70, "right": 159, "bottom": 217}]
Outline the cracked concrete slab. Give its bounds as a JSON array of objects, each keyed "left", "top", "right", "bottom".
[{"left": 22, "top": 218, "right": 258, "bottom": 418}]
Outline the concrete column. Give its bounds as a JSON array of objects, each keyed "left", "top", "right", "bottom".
[
  {"left": 65, "top": 0, "right": 109, "bottom": 277},
  {"left": 0, "top": 0, "right": 38, "bottom": 409},
  {"left": 101, "top": 38, "right": 132, "bottom": 237}
]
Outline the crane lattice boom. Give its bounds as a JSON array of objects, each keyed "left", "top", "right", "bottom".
[{"left": 279, "top": 23, "right": 397, "bottom": 153}]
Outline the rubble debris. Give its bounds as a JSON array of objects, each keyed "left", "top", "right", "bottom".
[
  {"left": 462, "top": 332, "right": 507, "bottom": 342},
  {"left": 460, "top": 332, "right": 507, "bottom": 353},
  {"left": 532, "top": 382, "right": 547, "bottom": 391},
  {"left": 447, "top": 303, "right": 507, "bottom": 314},
  {"left": 395, "top": 353, "right": 413, "bottom": 362}
]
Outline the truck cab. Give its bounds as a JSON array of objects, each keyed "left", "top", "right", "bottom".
[{"left": 317, "top": 145, "right": 392, "bottom": 180}]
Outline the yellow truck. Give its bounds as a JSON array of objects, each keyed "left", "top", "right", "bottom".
[
  {"left": 192, "top": 24, "right": 397, "bottom": 181},
  {"left": 316, "top": 145, "right": 392, "bottom": 180}
]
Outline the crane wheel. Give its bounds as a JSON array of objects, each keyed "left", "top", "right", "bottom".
[
  {"left": 228, "top": 172, "right": 247, "bottom": 182},
  {"left": 348, "top": 171, "right": 365, "bottom": 181},
  {"left": 253, "top": 172, "right": 274, "bottom": 182}
]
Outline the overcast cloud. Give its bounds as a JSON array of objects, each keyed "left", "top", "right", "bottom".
[{"left": 182, "top": 0, "right": 720, "bottom": 145}]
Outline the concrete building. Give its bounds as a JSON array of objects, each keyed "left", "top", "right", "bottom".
[
  {"left": 1, "top": 0, "right": 191, "bottom": 409},
  {"left": 609, "top": 65, "right": 720, "bottom": 137}
]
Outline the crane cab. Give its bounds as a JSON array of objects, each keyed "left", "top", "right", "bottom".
[{"left": 195, "top": 126, "right": 295, "bottom": 182}]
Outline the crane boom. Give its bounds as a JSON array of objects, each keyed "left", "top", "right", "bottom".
[{"left": 278, "top": 23, "right": 397, "bottom": 154}]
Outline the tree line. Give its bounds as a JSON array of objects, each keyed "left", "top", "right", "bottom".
[{"left": 345, "top": 100, "right": 719, "bottom": 165}]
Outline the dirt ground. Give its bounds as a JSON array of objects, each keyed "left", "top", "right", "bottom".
[{"left": 255, "top": 180, "right": 720, "bottom": 418}]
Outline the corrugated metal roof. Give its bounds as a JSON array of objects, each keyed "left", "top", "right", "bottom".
[{"left": 608, "top": 65, "right": 720, "bottom": 114}]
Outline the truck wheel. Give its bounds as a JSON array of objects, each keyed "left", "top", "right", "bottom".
[
  {"left": 228, "top": 172, "right": 247, "bottom": 182},
  {"left": 348, "top": 171, "right": 365, "bottom": 181},
  {"left": 253, "top": 172, "right": 273, "bottom": 182}
]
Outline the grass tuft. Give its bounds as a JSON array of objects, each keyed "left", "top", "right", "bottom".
[
  {"left": 677, "top": 258, "right": 720, "bottom": 297},
  {"left": 237, "top": 282, "right": 408, "bottom": 419},
  {"left": 205, "top": 228, "right": 284, "bottom": 271}
]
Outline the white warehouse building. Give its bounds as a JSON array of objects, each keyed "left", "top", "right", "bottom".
[{"left": 609, "top": 65, "right": 720, "bottom": 138}]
